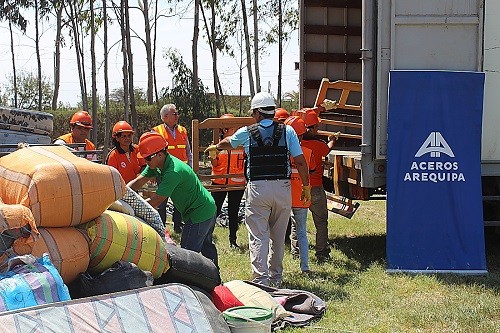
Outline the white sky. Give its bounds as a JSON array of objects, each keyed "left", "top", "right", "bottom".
[{"left": 0, "top": 4, "right": 300, "bottom": 107}]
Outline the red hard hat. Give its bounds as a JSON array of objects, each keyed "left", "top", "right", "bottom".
[
  {"left": 304, "top": 109, "right": 320, "bottom": 127},
  {"left": 284, "top": 116, "right": 307, "bottom": 136},
  {"left": 70, "top": 111, "right": 93, "bottom": 129},
  {"left": 274, "top": 108, "right": 290, "bottom": 121},
  {"left": 220, "top": 113, "right": 234, "bottom": 119},
  {"left": 112, "top": 121, "right": 135, "bottom": 136},
  {"left": 137, "top": 132, "right": 168, "bottom": 158}
]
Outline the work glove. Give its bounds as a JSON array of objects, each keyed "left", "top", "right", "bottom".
[
  {"left": 321, "top": 99, "right": 338, "bottom": 110},
  {"left": 328, "top": 131, "right": 341, "bottom": 142},
  {"left": 301, "top": 185, "right": 312, "bottom": 204},
  {"left": 205, "top": 144, "right": 219, "bottom": 159}
]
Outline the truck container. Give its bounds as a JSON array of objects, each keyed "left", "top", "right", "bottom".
[{"left": 299, "top": 0, "right": 500, "bottom": 224}]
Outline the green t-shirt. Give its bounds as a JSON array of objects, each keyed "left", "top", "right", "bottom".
[{"left": 141, "top": 154, "right": 216, "bottom": 223}]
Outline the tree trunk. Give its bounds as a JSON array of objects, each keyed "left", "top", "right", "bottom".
[
  {"left": 124, "top": 0, "right": 137, "bottom": 129},
  {"left": 192, "top": 0, "right": 200, "bottom": 91},
  {"left": 51, "top": 5, "right": 63, "bottom": 110},
  {"left": 35, "top": 1, "right": 42, "bottom": 111},
  {"left": 8, "top": 21, "right": 17, "bottom": 108},
  {"left": 67, "top": 1, "right": 88, "bottom": 110},
  {"left": 252, "top": 0, "right": 260, "bottom": 93},
  {"left": 103, "top": 0, "right": 111, "bottom": 156},
  {"left": 141, "top": 0, "right": 154, "bottom": 104},
  {"left": 277, "top": 0, "right": 282, "bottom": 105},
  {"left": 240, "top": 0, "right": 255, "bottom": 97},
  {"left": 153, "top": 0, "right": 159, "bottom": 102},
  {"left": 90, "top": 0, "right": 98, "bottom": 144},
  {"left": 120, "top": 0, "right": 129, "bottom": 119}
]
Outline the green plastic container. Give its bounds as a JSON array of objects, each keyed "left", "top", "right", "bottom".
[{"left": 223, "top": 306, "right": 273, "bottom": 333}]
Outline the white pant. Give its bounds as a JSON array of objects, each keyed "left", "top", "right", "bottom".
[{"left": 245, "top": 179, "right": 292, "bottom": 286}]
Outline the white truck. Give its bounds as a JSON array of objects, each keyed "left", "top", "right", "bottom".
[{"left": 299, "top": 0, "right": 500, "bottom": 224}]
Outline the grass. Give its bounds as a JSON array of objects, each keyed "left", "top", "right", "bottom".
[{"left": 172, "top": 199, "right": 500, "bottom": 332}]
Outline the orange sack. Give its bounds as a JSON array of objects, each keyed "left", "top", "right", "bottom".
[
  {"left": 12, "top": 227, "right": 90, "bottom": 284},
  {"left": 0, "top": 146, "right": 126, "bottom": 227}
]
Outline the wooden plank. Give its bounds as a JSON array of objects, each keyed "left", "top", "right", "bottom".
[
  {"left": 317, "top": 130, "right": 361, "bottom": 140},
  {"left": 320, "top": 119, "right": 362, "bottom": 129}
]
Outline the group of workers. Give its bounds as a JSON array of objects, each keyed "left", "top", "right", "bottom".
[{"left": 54, "top": 92, "right": 337, "bottom": 287}]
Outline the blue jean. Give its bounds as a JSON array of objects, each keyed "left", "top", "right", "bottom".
[
  {"left": 291, "top": 208, "right": 309, "bottom": 272},
  {"left": 180, "top": 214, "right": 218, "bottom": 268}
]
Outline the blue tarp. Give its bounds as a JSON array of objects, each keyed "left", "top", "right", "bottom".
[{"left": 386, "top": 70, "right": 487, "bottom": 273}]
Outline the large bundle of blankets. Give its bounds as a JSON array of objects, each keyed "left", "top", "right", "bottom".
[{"left": 0, "top": 145, "right": 326, "bottom": 331}]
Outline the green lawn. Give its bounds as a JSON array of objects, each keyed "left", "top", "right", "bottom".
[{"left": 175, "top": 199, "right": 500, "bottom": 332}]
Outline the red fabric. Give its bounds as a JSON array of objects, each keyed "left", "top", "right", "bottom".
[{"left": 211, "top": 285, "right": 244, "bottom": 312}]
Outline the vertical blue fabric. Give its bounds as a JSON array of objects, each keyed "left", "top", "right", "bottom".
[{"left": 386, "top": 70, "right": 486, "bottom": 272}]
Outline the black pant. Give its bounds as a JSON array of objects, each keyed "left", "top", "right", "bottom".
[{"left": 211, "top": 189, "right": 244, "bottom": 243}]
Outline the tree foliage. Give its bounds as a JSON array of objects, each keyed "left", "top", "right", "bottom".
[
  {"left": 162, "top": 48, "right": 214, "bottom": 144},
  {"left": 2, "top": 71, "right": 54, "bottom": 110}
]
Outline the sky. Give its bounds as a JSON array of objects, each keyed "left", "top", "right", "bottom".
[{"left": 0, "top": 4, "right": 300, "bottom": 107}]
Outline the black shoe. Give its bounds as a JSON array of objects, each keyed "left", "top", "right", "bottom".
[{"left": 316, "top": 254, "right": 331, "bottom": 263}]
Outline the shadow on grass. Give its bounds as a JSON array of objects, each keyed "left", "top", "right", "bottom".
[{"left": 330, "top": 234, "right": 387, "bottom": 270}]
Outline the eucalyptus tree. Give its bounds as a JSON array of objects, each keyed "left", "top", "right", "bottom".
[
  {"left": 62, "top": 0, "right": 89, "bottom": 110},
  {"left": 0, "top": 0, "right": 31, "bottom": 108}
]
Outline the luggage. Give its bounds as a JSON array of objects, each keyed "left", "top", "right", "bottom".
[
  {"left": 121, "top": 186, "right": 165, "bottom": 237},
  {"left": 155, "top": 243, "right": 221, "bottom": 292},
  {"left": 12, "top": 227, "right": 90, "bottom": 284},
  {"left": 67, "top": 261, "right": 153, "bottom": 299},
  {"left": 82, "top": 210, "right": 168, "bottom": 278},
  {"left": 0, "top": 283, "right": 231, "bottom": 333},
  {"left": 0, "top": 145, "right": 126, "bottom": 227},
  {"left": 0, "top": 254, "right": 71, "bottom": 312}
]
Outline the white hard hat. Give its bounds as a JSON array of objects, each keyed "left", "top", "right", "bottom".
[{"left": 250, "top": 92, "right": 276, "bottom": 114}]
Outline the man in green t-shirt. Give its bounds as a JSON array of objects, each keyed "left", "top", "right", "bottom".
[{"left": 128, "top": 132, "right": 218, "bottom": 266}]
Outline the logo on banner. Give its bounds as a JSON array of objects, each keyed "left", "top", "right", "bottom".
[
  {"left": 415, "top": 132, "right": 454, "bottom": 158},
  {"left": 404, "top": 132, "right": 465, "bottom": 183}
]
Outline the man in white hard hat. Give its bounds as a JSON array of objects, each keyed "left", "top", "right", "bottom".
[{"left": 206, "top": 92, "right": 311, "bottom": 287}]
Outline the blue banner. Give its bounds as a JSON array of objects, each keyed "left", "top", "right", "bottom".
[{"left": 386, "top": 71, "right": 486, "bottom": 273}]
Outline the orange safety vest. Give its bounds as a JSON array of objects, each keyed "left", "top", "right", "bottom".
[
  {"left": 211, "top": 149, "right": 246, "bottom": 185},
  {"left": 106, "top": 145, "right": 145, "bottom": 184},
  {"left": 57, "top": 133, "right": 96, "bottom": 161},
  {"left": 152, "top": 124, "right": 189, "bottom": 163},
  {"left": 291, "top": 146, "right": 315, "bottom": 208}
]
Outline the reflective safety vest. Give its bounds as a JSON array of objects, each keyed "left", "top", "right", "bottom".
[
  {"left": 291, "top": 146, "right": 315, "bottom": 208},
  {"left": 153, "top": 124, "right": 189, "bottom": 163},
  {"left": 57, "top": 133, "right": 96, "bottom": 161},
  {"left": 212, "top": 149, "right": 246, "bottom": 185}
]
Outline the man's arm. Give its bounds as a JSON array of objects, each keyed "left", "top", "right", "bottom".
[
  {"left": 293, "top": 154, "right": 310, "bottom": 187},
  {"left": 127, "top": 174, "right": 150, "bottom": 192}
]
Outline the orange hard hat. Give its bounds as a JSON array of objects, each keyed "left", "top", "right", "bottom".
[
  {"left": 70, "top": 111, "right": 93, "bottom": 129},
  {"left": 284, "top": 116, "right": 307, "bottom": 136},
  {"left": 304, "top": 109, "right": 320, "bottom": 127},
  {"left": 112, "top": 121, "right": 135, "bottom": 136},
  {"left": 274, "top": 108, "right": 290, "bottom": 121},
  {"left": 220, "top": 113, "right": 234, "bottom": 119},
  {"left": 137, "top": 132, "right": 168, "bottom": 158}
]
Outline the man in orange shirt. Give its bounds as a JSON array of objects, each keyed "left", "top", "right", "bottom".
[
  {"left": 152, "top": 104, "right": 192, "bottom": 233},
  {"left": 54, "top": 111, "right": 97, "bottom": 161},
  {"left": 300, "top": 109, "right": 337, "bottom": 262}
]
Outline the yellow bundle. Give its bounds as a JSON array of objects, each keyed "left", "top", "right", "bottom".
[{"left": 83, "top": 210, "right": 168, "bottom": 278}]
